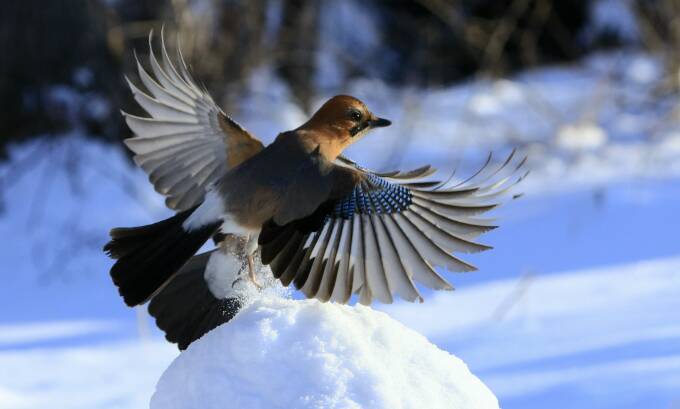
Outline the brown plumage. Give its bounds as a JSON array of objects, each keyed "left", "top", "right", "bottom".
[
  {"left": 103, "top": 31, "right": 527, "bottom": 350},
  {"left": 219, "top": 114, "right": 264, "bottom": 169},
  {"left": 213, "top": 95, "right": 381, "bottom": 231}
]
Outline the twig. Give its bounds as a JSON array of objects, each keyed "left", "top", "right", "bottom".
[{"left": 491, "top": 270, "right": 536, "bottom": 321}]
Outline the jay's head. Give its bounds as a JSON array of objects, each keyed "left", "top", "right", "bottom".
[{"left": 300, "top": 95, "right": 391, "bottom": 156}]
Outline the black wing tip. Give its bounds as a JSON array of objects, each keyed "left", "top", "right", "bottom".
[
  {"left": 103, "top": 233, "right": 131, "bottom": 259},
  {"left": 121, "top": 289, "right": 142, "bottom": 307},
  {"left": 103, "top": 241, "right": 114, "bottom": 257}
]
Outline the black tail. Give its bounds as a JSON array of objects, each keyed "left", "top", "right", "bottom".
[
  {"left": 147, "top": 251, "right": 242, "bottom": 350},
  {"left": 104, "top": 207, "right": 221, "bottom": 306}
]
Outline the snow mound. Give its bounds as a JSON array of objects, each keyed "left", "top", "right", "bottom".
[{"left": 151, "top": 296, "right": 499, "bottom": 409}]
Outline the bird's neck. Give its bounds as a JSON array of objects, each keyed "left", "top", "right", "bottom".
[{"left": 286, "top": 127, "right": 350, "bottom": 160}]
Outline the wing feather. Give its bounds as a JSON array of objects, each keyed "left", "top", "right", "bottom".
[
  {"left": 122, "top": 31, "right": 264, "bottom": 211},
  {"left": 403, "top": 210, "right": 492, "bottom": 254},
  {"left": 397, "top": 212, "right": 477, "bottom": 272},
  {"left": 362, "top": 215, "right": 393, "bottom": 304},
  {"left": 349, "top": 214, "right": 367, "bottom": 301},
  {"left": 125, "top": 77, "right": 196, "bottom": 122},
  {"left": 300, "top": 222, "right": 333, "bottom": 297},
  {"left": 292, "top": 233, "right": 321, "bottom": 289},
  {"left": 261, "top": 150, "right": 526, "bottom": 305},
  {"left": 278, "top": 234, "right": 312, "bottom": 286},
  {"left": 330, "top": 218, "right": 354, "bottom": 303},
  {"left": 374, "top": 215, "right": 422, "bottom": 302},
  {"left": 317, "top": 221, "right": 344, "bottom": 302},
  {"left": 382, "top": 214, "right": 452, "bottom": 290},
  {"left": 135, "top": 51, "right": 194, "bottom": 111},
  {"left": 409, "top": 202, "right": 497, "bottom": 239}
]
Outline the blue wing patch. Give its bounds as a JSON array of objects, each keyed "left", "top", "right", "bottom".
[{"left": 332, "top": 174, "right": 412, "bottom": 218}]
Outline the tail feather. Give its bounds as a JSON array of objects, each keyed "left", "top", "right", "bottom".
[
  {"left": 148, "top": 251, "right": 241, "bottom": 350},
  {"left": 104, "top": 207, "right": 221, "bottom": 306}
]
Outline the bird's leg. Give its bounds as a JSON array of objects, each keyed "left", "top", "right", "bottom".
[
  {"left": 247, "top": 253, "right": 263, "bottom": 289},
  {"left": 225, "top": 234, "right": 261, "bottom": 290},
  {"left": 245, "top": 234, "right": 262, "bottom": 289}
]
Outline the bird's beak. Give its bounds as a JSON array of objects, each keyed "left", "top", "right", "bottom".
[{"left": 368, "top": 117, "right": 391, "bottom": 128}]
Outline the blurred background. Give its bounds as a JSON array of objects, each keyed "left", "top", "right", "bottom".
[{"left": 1, "top": 1, "right": 679, "bottom": 408}]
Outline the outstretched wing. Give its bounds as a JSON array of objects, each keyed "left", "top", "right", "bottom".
[
  {"left": 259, "top": 151, "right": 528, "bottom": 305},
  {"left": 335, "top": 155, "right": 437, "bottom": 180},
  {"left": 123, "top": 31, "right": 264, "bottom": 211}
]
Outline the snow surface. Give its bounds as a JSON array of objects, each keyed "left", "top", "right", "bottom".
[
  {"left": 151, "top": 297, "right": 499, "bottom": 409},
  {"left": 2, "top": 256, "right": 679, "bottom": 409},
  {"left": 0, "top": 340, "right": 174, "bottom": 409}
]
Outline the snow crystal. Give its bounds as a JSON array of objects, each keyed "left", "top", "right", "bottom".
[{"left": 151, "top": 296, "right": 499, "bottom": 409}]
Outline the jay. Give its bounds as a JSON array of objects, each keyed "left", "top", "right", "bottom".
[{"left": 104, "top": 32, "right": 526, "bottom": 350}]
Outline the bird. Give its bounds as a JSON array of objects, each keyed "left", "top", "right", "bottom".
[{"left": 104, "top": 31, "right": 527, "bottom": 350}]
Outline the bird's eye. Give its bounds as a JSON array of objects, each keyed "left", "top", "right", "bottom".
[{"left": 349, "top": 110, "right": 362, "bottom": 122}]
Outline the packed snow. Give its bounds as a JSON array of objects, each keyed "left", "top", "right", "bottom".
[{"left": 151, "top": 297, "right": 499, "bottom": 409}]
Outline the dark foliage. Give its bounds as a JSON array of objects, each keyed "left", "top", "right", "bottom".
[{"left": 0, "top": 0, "right": 650, "bottom": 155}]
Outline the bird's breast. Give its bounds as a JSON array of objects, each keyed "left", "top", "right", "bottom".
[
  {"left": 222, "top": 185, "right": 279, "bottom": 231},
  {"left": 182, "top": 189, "right": 265, "bottom": 235}
]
